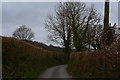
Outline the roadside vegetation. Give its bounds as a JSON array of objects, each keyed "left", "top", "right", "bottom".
[
  {"left": 2, "top": 1, "right": 120, "bottom": 79},
  {"left": 67, "top": 41, "right": 120, "bottom": 78},
  {"left": 2, "top": 36, "right": 68, "bottom": 78}
]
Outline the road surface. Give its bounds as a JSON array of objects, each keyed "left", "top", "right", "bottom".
[{"left": 37, "top": 64, "right": 72, "bottom": 79}]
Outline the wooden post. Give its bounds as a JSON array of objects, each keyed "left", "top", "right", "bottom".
[{"left": 104, "top": 0, "right": 110, "bottom": 45}]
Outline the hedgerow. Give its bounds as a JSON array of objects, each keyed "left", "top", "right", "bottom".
[
  {"left": 67, "top": 40, "right": 120, "bottom": 78},
  {"left": 2, "top": 36, "right": 68, "bottom": 78}
]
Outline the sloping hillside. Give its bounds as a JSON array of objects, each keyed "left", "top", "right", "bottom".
[
  {"left": 24, "top": 40, "right": 64, "bottom": 52},
  {"left": 2, "top": 36, "right": 68, "bottom": 78}
]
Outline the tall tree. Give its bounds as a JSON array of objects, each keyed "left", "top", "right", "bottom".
[
  {"left": 45, "top": 2, "right": 103, "bottom": 52},
  {"left": 68, "top": 3, "right": 103, "bottom": 51},
  {"left": 64, "top": 2, "right": 87, "bottom": 52},
  {"left": 45, "top": 3, "right": 72, "bottom": 54}
]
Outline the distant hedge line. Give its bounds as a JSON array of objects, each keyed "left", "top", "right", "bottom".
[
  {"left": 2, "top": 37, "right": 68, "bottom": 78},
  {"left": 67, "top": 41, "right": 120, "bottom": 78}
]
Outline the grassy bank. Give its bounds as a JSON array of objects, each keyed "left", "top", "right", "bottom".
[
  {"left": 2, "top": 37, "right": 68, "bottom": 78},
  {"left": 67, "top": 41, "right": 120, "bottom": 78}
]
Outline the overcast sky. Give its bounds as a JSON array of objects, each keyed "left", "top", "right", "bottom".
[
  {"left": 118, "top": 2, "right": 120, "bottom": 27},
  {"left": 2, "top": 2, "right": 118, "bottom": 46}
]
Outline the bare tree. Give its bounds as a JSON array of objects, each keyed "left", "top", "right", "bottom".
[
  {"left": 13, "top": 25, "right": 34, "bottom": 40},
  {"left": 45, "top": 2, "right": 87, "bottom": 53},
  {"left": 85, "top": 5, "right": 103, "bottom": 51},
  {"left": 45, "top": 2, "right": 103, "bottom": 52},
  {"left": 65, "top": 2, "right": 87, "bottom": 52},
  {"left": 45, "top": 3, "right": 72, "bottom": 54},
  {"left": 67, "top": 4, "right": 103, "bottom": 51}
]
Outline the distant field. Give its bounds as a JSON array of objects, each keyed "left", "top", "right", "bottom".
[{"left": 2, "top": 36, "right": 68, "bottom": 78}]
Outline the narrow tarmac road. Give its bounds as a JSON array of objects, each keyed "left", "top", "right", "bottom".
[{"left": 37, "top": 64, "right": 72, "bottom": 79}]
